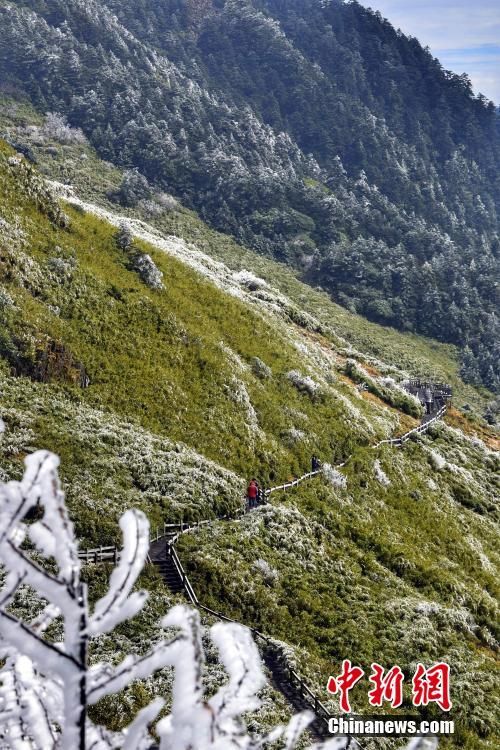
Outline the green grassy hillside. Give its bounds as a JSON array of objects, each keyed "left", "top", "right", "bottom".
[
  {"left": 1, "top": 96, "right": 496, "bottom": 419},
  {"left": 0, "top": 124, "right": 499, "bottom": 749}
]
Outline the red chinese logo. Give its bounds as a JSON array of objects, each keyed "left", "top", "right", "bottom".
[
  {"left": 327, "top": 661, "right": 452, "bottom": 713},
  {"left": 412, "top": 662, "right": 452, "bottom": 711},
  {"left": 327, "top": 659, "right": 365, "bottom": 713},
  {"left": 368, "top": 663, "right": 404, "bottom": 708}
]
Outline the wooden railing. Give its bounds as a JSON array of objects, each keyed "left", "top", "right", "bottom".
[
  {"left": 265, "top": 469, "right": 321, "bottom": 497},
  {"left": 373, "top": 404, "right": 447, "bottom": 449},
  {"left": 77, "top": 545, "right": 118, "bottom": 563}
]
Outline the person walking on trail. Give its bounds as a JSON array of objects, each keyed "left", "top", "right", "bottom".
[
  {"left": 424, "top": 387, "right": 433, "bottom": 415},
  {"left": 247, "top": 478, "right": 258, "bottom": 510}
]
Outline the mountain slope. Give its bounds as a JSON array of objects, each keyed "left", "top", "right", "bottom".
[
  {"left": 1, "top": 0, "right": 499, "bottom": 391},
  {"left": 0, "top": 138, "right": 499, "bottom": 748}
]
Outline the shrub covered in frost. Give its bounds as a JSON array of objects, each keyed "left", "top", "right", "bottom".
[
  {"left": 113, "top": 168, "right": 152, "bottom": 207},
  {"left": 253, "top": 558, "right": 279, "bottom": 586},
  {"left": 0, "top": 286, "right": 15, "bottom": 308},
  {"left": 47, "top": 255, "right": 77, "bottom": 282},
  {"left": 282, "top": 427, "right": 306, "bottom": 446},
  {"left": 132, "top": 252, "right": 164, "bottom": 290},
  {"left": 374, "top": 459, "right": 391, "bottom": 487},
  {"left": 115, "top": 221, "right": 134, "bottom": 251},
  {"left": 286, "top": 370, "right": 320, "bottom": 398},
  {"left": 156, "top": 192, "right": 179, "bottom": 212},
  {"left": 137, "top": 198, "right": 166, "bottom": 218},
  {"left": 429, "top": 449, "right": 447, "bottom": 471},
  {"left": 43, "top": 112, "right": 87, "bottom": 144},
  {"left": 138, "top": 193, "right": 178, "bottom": 217},
  {"left": 321, "top": 462, "right": 347, "bottom": 489},
  {"left": 233, "top": 269, "right": 268, "bottom": 291},
  {"left": 251, "top": 356, "right": 272, "bottom": 379}
]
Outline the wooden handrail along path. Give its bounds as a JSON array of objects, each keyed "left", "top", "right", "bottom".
[{"left": 79, "top": 383, "right": 451, "bottom": 742}]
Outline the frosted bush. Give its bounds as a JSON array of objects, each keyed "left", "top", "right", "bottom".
[
  {"left": 0, "top": 286, "right": 15, "bottom": 308},
  {"left": 286, "top": 370, "right": 320, "bottom": 397},
  {"left": 374, "top": 459, "right": 390, "bottom": 487},
  {"left": 132, "top": 252, "right": 164, "bottom": 290},
  {"left": 380, "top": 376, "right": 397, "bottom": 388},
  {"left": 219, "top": 342, "right": 248, "bottom": 372},
  {"left": 322, "top": 463, "right": 347, "bottom": 489},
  {"left": 47, "top": 256, "right": 77, "bottom": 281},
  {"left": 429, "top": 449, "right": 447, "bottom": 471},
  {"left": 156, "top": 192, "right": 179, "bottom": 212},
  {"left": 233, "top": 269, "right": 268, "bottom": 291},
  {"left": 43, "top": 112, "right": 87, "bottom": 144},
  {"left": 253, "top": 558, "right": 279, "bottom": 586},
  {"left": 251, "top": 356, "right": 272, "bottom": 379},
  {"left": 282, "top": 427, "right": 306, "bottom": 446},
  {"left": 226, "top": 377, "right": 260, "bottom": 435},
  {"left": 138, "top": 198, "right": 166, "bottom": 218}
]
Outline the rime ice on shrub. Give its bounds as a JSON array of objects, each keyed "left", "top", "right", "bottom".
[
  {"left": 429, "top": 449, "right": 447, "bottom": 471},
  {"left": 253, "top": 558, "right": 279, "bottom": 586},
  {"left": 233, "top": 269, "right": 268, "bottom": 291},
  {"left": 322, "top": 463, "right": 347, "bottom": 489},
  {"left": 286, "top": 370, "right": 320, "bottom": 397},
  {"left": 132, "top": 252, "right": 164, "bottom": 290},
  {"left": 374, "top": 459, "right": 390, "bottom": 487},
  {"left": 43, "top": 113, "right": 87, "bottom": 145},
  {"left": 251, "top": 356, "right": 272, "bottom": 379}
]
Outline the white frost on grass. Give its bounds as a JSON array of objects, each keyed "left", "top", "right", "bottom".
[
  {"left": 219, "top": 341, "right": 248, "bottom": 373},
  {"left": 466, "top": 535, "right": 495, "bottom": 573},
  {"left": 0, "top": 375, "right": 244, "bottom": 522},
  {"left": 331, "top": 391, "right": 375, "bottom": 436},
  {"left": 226, "top": 377, "right": 261, "bottom": 437}
]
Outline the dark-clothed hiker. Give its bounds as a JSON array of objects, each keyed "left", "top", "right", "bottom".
[
  {"left": 247, "top": 479, "right": 258, "bottom": 510},
  {"left": 312, "top": 455, "right": 321, "bottom": 471},
  {"left": 424, "top": 387, "right": 433, "bottom": 415}
]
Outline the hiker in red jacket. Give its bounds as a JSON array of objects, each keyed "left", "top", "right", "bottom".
[{"left": 247, "top": 478, "right": 259, "bottom": 510}]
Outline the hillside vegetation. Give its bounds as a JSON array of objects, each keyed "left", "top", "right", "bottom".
[
  {"left": 0, "top": 0, "right": 499, "bottom": 391},
  {"left": 0, "top": 133, "right": 499, "bottom": 748}
]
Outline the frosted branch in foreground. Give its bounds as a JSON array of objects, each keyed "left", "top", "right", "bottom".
[{"left": 0, "top": 451, "right": 436, "bottom": 749}]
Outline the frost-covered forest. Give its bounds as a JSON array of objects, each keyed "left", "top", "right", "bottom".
[{"left": 0, "top": 0, "right": 499, "bottom": 390}]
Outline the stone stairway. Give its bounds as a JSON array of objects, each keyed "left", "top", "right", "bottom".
[
  {"left": 263, "top": 647, "right": 330, "bottom": 740},
  {"left": 149, "top": 534, "right": 185, "bottom": 595}
]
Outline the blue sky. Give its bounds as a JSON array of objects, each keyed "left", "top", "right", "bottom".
[{"left": 360, "top": 1, "right": 500, "bottom": 103}]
